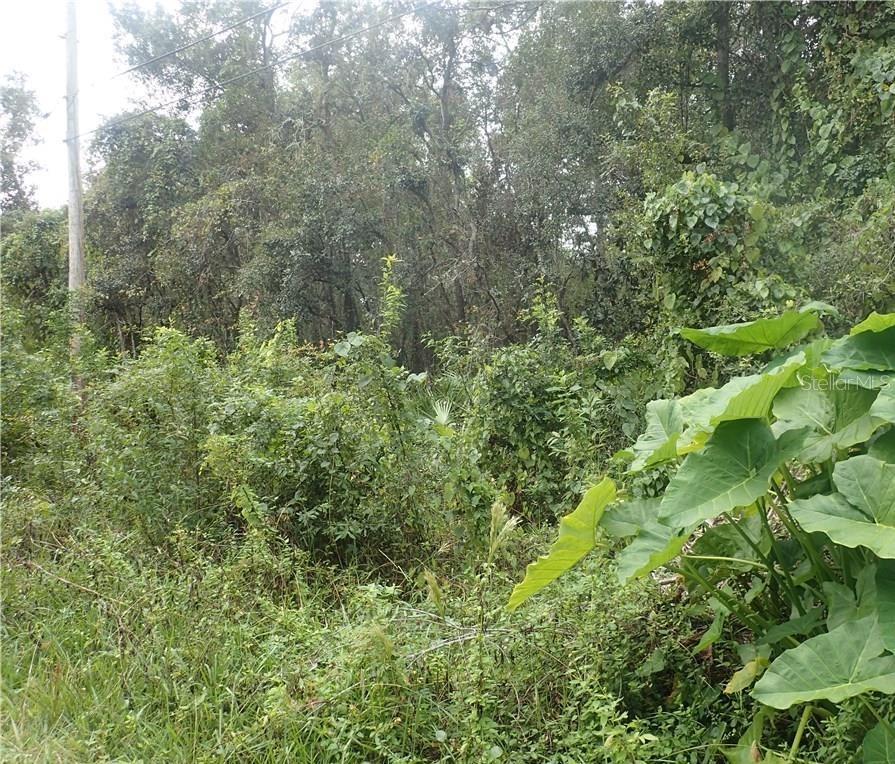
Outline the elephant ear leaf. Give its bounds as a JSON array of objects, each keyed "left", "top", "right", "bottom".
[
  {"left": 834, "top": 455, "right": 895, "bottom": 524},
  {"left": 658, "top": 420, "right": 799, "bottom": 528},
  {"left": 863, "top": 720, "right": 895, "bottom": 764},
  {"left": 615, "top": 521, "right": 690, "bottom": 584},
  {"left": 680, "top": 310, "right": 822, "bottom": 356},
  {"left": 875, "top": 561, "right": 895, "bottom": 653},
  {"left": 823, "top": 326, "right": 895, "bottom": 372},
  {"left": 791, "top": 456, "right": 895, "bottom": 559},
  {"left": 627, "top": 399, "right": 682, "bottom": 472},
  {"left": 507, "top": 478, "right": 615, "bottom": 611},
  {"left": 850, "top": 312, "right": 895, "bottom": 335},
  {"left": 752, "top": 616, "right": 895, "bottom": 709}
]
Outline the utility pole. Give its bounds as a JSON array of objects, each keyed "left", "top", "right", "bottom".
[
  {"left": 66, "top": 0, "right": 86, "bottom": 304},
  {"left": 66, "top": 0, "right": 86, "bottom": 371}
]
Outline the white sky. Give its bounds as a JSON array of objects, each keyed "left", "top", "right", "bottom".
[{"left": 1, "top": 0, "right": 190, "bottom": 209}]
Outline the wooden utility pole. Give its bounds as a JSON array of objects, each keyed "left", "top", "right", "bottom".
[
  {"left": 66, "top": 0, "right": 86, "bottom": 301},
  {"left": 65, "top": 0, "right": 86, "bottom": 374}
]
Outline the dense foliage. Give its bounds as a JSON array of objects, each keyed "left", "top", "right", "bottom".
[
  {"left": 511, "top": 309, "right": 895, "bottom": 760},
  {"left": 2, "top": 0, "right": 895, "bottom": 761}
]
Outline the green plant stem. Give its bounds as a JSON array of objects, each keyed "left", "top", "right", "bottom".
[
  {"left": 787, "top": 705, "right": 812, "bottom": 762},
  {"left": 722, "top": 511, "right": 789, "bottom": 612},
  {"left": 757, "top": 501, "right": 807, "bottom": 617},
  {"left": 680, "top": 560, "right": 768, "bottom": 634},
  {"left": 860, "top": 696, "right": 885, "bottom": 724},
  {"left": 771, "top": 479, "right": 831, "bottom": 584},
  {"left": 683, "top": 554, "right": 766, "bottom": 569}
]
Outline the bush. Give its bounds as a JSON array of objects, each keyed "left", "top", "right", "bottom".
[
  {"left": 85, "top": 328, "right": 225, "bottom": 542},
  {"left": 203, "top": 322, "right": 493, "bottom": 563},
  {"left": 511, "top": 307, "right": 895, "bottom": 760},
  {"left": 453, "top": 297, "right": 679, "bottom": 524}
]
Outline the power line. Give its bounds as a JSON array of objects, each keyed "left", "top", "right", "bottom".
[
  {"left": 109, "top": 1, "right": 295, "bottom": 83},
  {"left": 70, "top": 1, "right": 296, "bottom": 101},
  {"left": 73, "top": 1, "right": 439, "bottom": 143}
]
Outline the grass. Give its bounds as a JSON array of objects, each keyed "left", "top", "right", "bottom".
[{"left": 0, "top": 491, "right": 752, "bottom": 764}]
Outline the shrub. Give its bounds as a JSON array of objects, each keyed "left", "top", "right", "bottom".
[
  {"left": 455, "top": 297, "right": 682, "bottom": 524},
  {"left": 203, "top": 322, "right": 492, "bottom": 563},
  {"left": 85, "top": 328, "right": 224, "bottom": 542},
  {"left": 511, "top": 306, "right": 895, "bottom": 760}
]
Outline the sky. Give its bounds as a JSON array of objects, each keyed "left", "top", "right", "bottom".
[{"left": 1, "top": 0, "right": 196, "bottom": 209}]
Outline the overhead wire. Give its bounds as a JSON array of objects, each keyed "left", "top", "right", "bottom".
[
  {"left": 47, "top": 1, "right": 295, "bottom": 133},
  {"left": 71, "top": 0, "right": 439, "bottom": 143},
  {"left": 107, "top": 0, "right": 296, "bottom": 84}
]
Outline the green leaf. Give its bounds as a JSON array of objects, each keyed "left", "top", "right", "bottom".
[
  {"left": 823, "top": 326, "right": 895, "bottom": 372},
  {"left": 870, "top": 429, "right": 895, "bottom": 463},
  {"left": 773, "top": 383, "right": 883, "bottom": 462},
  {"left": 752, "top": 616, "right": 895, "bottom": 709},
  {"left": 659, "top": 420, "right": 796, "bottom": 528},
  {"left": 799, "top": 300, "right": 839, "bottom": 317},
  {"left": 791, "top": 454, "right": 895, "bottom": 558},
  {"left": 725, "top": 656, "right": 770, "bottom": 694},
  {"left": 824, "top": 579, "right": 877, "bottom": 631},
  {"left": 601, "top": 499, "right": 659, "bottom": 539},
  {"left": 870, "top": 383, "right": 895, "bottom": 425},
  {"left": 772, "top": 385, "right": 834, "bottom": 432},
  {"left": 834, "top": 455, "right": 895, "bottom": 523},
  {"left": 792, "top": 493, "right": 895, "bottom": 559},
  {"left": 680, "top": 311, "right": 821, "bottom": 356},
  {"left": 839, "top": 370, "right": 895, "bottom": 390},
  {"left": 851, "top": 312, "right": 895, "bottom": 335},
  {"left": 876, "top": 561, "right": 895, "bottom": 653},
  {"left": 616, "top": 521, "right": 689, "bottom": 584},
  {"left": 864, "top": 720, "right": 895, "bottom": 764},
  {"left": 790, "top": 455, "right": 895, "bottom": 559},
  {"left": 507, "top": 478, "right": 616, "bottom": 610},
  {"left": 693, "top": 609, "right": 726, "bottom": 653},
  {"left": 628, "top": 399, "right": 683, "bottom": 472},
  {"left": 677, "top": 355, "right": 805, "bottom": 451}
]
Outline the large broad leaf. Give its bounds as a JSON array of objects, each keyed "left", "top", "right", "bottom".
[
  {"left": 601, "top": 498, "right": 660, "bottom": 539},
  {"left": 792, "top": 493, "right": 895, "bottom": 559},
  {"left": 615, "top": 521, "right": 689, "bottom": 584},
  {"left": 870, "top": 428, "right": 895, "bottom": 463},
  {"left": 773, "top": 384, "right": 882, "bottom": 463},
  {"left": 851, "top": 312, "right": 895, "bottom": 335},
  {"left": 772, "top": 385, "right": 835, "bottom": 434},
  {"left": 681, "top": 311, "right": 821, "bottom": 356},
  {"left": 752, "top": 616, "right": 895, "bottom": 709},
  {"left": 677, "top": 355, "right": 805, "bottom": 452},
  {"left": 824, "top": 574, "right": 878, "bottom": 632},
  {"left": 507, "top": 478, "right": 615, "bottom": 610},
  {"left": 876, "top": 562, "right": 895, "bottom": 653},
  {"left": 659, "top": 420, "right": 796, "bottom": 529},
  {"left": 870, "top": 382, "right": 895, "bottom": 425},
  {"left": 838, "top": 369, "right": 895, "bottom": 389},
  {"left": 791, "top": 455, "right": 895, "bottom": 558},
  {"left": 628, "top": 399, "right": 683, "bottom": 472},
  {"left": 835, "top": 455, "right": 895, "bottom": 524},
  {"left": 864, "top": 720, "right": 895, "bottom": 764},
  {"left": 822, "top": 326, "right": 895, "bottom": 372}
]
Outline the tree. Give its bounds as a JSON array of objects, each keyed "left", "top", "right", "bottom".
[{"left": 0, "top": 73, "right": 40, "bottom": 215}]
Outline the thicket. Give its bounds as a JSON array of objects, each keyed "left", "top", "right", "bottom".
[{"left": 3, "top": 0, "right": 895, "bottom": 761}]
